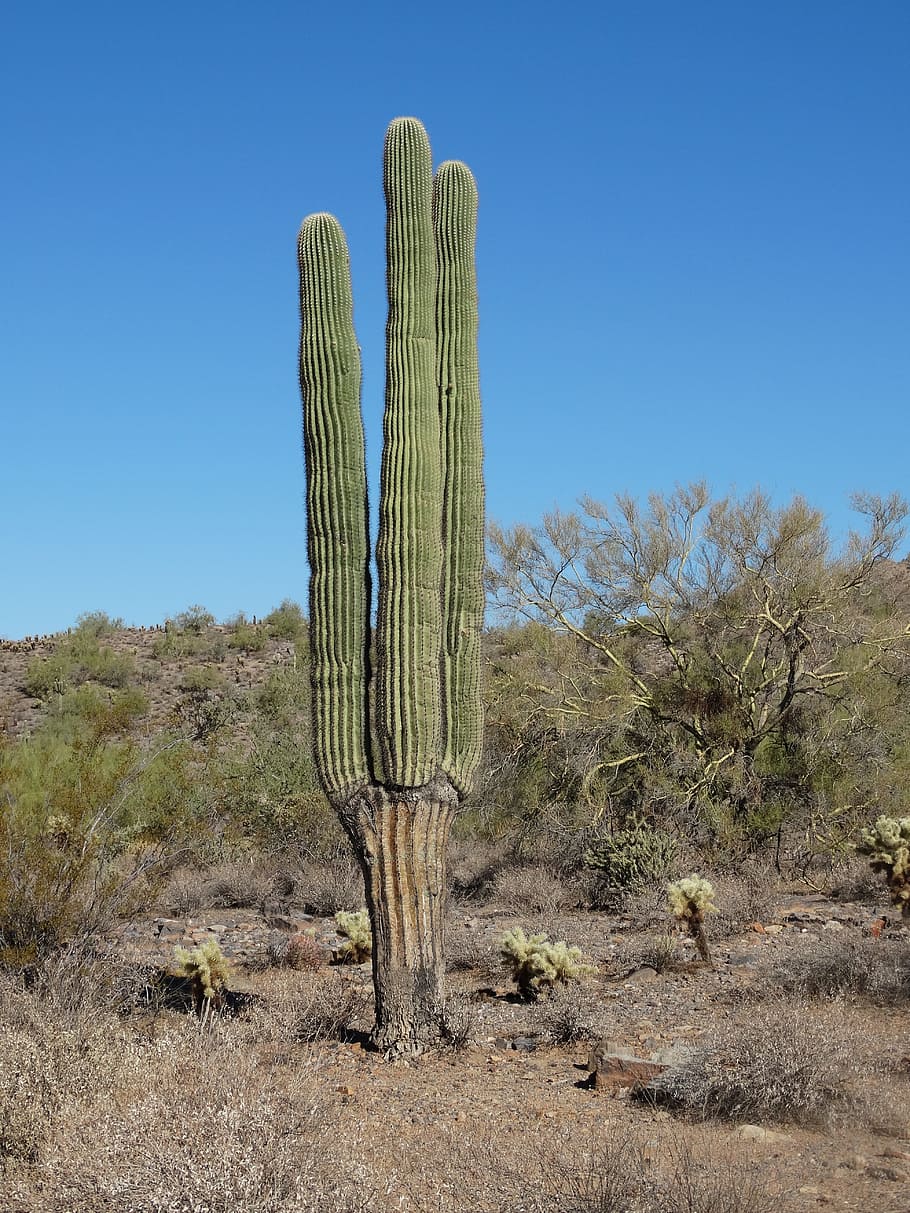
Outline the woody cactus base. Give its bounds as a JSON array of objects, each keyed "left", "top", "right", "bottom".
[{"left": 298, "top": 119, "right": 483, "bottom": 1056}]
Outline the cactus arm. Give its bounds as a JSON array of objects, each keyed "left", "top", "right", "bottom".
[
  {"left": 297, "top": 213, "right": 372, "bottom": 796},
  {"left": 434, "top": 160, "right": 484, "bottom": 794},
  {"left": 375, "top": 117, "right": 444, "bottom": 787}
]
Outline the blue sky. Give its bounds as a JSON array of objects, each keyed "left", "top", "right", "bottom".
[{"left": 2, "top": 1, "right": 908, "bottom": 638}]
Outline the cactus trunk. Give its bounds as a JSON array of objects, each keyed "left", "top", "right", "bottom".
[
  {"left": 298, "top": 118, "right": 483, "bottom": 1057},
  {"left": 338, "top": 781, "right": 458, "bottom": 1055}
]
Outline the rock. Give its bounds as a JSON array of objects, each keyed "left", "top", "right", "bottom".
[
  {"left": 736, "top": 1124, "right": 789, "bottom": 1143},
  {"left": 625, "top": 966, "right": 659, "bottom": 984},
  {"left": 587, "top": 1042, "right": 668, "bottom": 1091},
  {"left": 822, "top": 919, "right": 844, "bottom": 932}
]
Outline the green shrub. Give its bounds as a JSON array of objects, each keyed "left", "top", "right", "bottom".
[
  {"left": 24, "top": 634, "right": 134, "bottom": 700},
  {"left": 499, "top": 926, "right": 594, "bottom": 1000},
  {"left": 48, "top": 684, "right": 149, "bottom": 738},
  {"left": 264, "top": 599, "right": 307, "bottom": 640},
  {"left": 73, "top": 610, "right": 124, "bottom": 639},
  {"left": 178, "top": 666, "right": 224, "bottom": 693},
  {"left": 228, "top": 623, "right": 267, "bottom": 652},
  {"left": 0, "top": 735, "right": 162, "bottom": 968},
  {"left": 583, "top": 815, "right": 677, "bottom": 891},
  {"left": 172, "top": 605, "right": 215, "bottom": 634},
  {"left": 153, "top": 607, "right": 225, "bottom": 661}
]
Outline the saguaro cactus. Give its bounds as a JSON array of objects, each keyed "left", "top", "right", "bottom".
[{"left": 297, "top": 118, "right": 483, "bottom": 1055}]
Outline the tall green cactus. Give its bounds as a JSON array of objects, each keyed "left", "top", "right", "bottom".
[
  {"left": 297, "top": 117, "right": 484, "bottom": 1055},
  {"left": 297, "top": 213, "right": 371, "bottom": 797}
]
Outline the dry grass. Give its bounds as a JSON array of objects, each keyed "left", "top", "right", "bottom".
[
  {"left": 489, "top": 863, "right": 574, "bottom": 915},
  {"left": 534, "top": 982, "right": 612, "bottom": 1044},
  {"left": 243, "top": 968, "right": 366, "bottom": 1046},
  {"left": 640, "top": 998, "right": 871, "bottom": 1127},
  {"left": 770, "top": 932, "right": 910, "bottom": 1001}
]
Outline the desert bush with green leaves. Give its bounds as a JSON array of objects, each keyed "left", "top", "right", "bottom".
[
  {"left": 25, "top": 631, "right": 134, "bottom": 700},
  {"left": 264, "top": 598, "right": 307, "bottom": 640}
]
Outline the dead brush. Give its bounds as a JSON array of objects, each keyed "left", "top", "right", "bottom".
[
  {"left": 20, "top": 1019, "right": 355, "bottom": 1213},
  {"left": 770, "top": 932, "right": 910, "bottom": 1002},
  {"left": 0, "top": 972, "right": 131, "bottom": 1175},
  {"left": 244, "top": 969, "right": 363, "bottom": 1045},
  {"left": 536, "top": 983, "right": 611, "bottom": 1045},
  {"left": 490, "top": 863, "right": 573, "bottom": 915},
  {"left": 200, "top": 859, "right": 273, "bottom": 909},
  {"left": 638, "top": 997, "right": 866, "bottom": 1127}
]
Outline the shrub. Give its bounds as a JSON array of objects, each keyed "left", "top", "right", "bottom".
[
  {"left": 334, "top": 909, "right": 372, "bottom": 963},
  {"left": 641, "top": 999, "right": 864, "bottom": 1126},
  {"left": 295, "top": 849, "right": 364, "bottom": 917},
  {"left": 499, "top": 927, "right": 594, "bottom": 1000},
  {"left": 0, "top": 974, "right": 129, "bottom": 1174},
  {"left": 47, "top": 684, "right": 149, "bottom": 738},
  {"left": 247, "top": 970, "right": 361, "bottom": 1045},
  {"left": 490, "top": 863, "right": 573, "bottom": 914},
  {"left": 622, "top": 930, "right": 678, "bottom": 975},
  {"left": 583, "top": 815, "right": 677, "bottom": 892},
  {"left": 173, "top": 604, "right": 215, "bottom": 633},
  {"left": 24, "top": 635, "right": 134, "bottom": 700},
  {"left": 772, "top": 933, "right": 910, "bottom": 1002},
  {"left": 228, "top": 622, "right": 268, "bottom": 652},
  {"left": 537, "top": 984, "right": 610, "bottom": 1044},
  {"left": 857, "top": 815, "right": 910, "bottom": 915},
  {"left": 200, "top": 860, "right": 271, "bottom": 909},
  {"left": 0, "top": 734, "right": 168, "bottom": 969},
  {"left": 264, "top": 599, "right": 307, "bottom": 640},
  {"left": 178, "top": 665, "right": 224, "bottom": 693},
  {"left": 24, "top": 1019, "right": 339, "bottom": 1213},
  {"left": 73, "top": 610, "right": 124, "bottom": 638},
  {"left": 711, "top": 868, "right": 776, "bottom": 936}
]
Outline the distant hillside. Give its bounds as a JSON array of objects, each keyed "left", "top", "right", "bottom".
[{"left": 0, "top": 608, "right": 306, "bottom": 742}]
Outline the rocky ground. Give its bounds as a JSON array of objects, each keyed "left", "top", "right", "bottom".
[{"left": 101, "top": 887, "right": 910, "bottom": 1213}]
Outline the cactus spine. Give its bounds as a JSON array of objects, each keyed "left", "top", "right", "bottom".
[{"left": 297, "top": 118, "right": 483, "bottom": 1055}]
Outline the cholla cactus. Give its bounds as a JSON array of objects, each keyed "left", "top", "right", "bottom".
[
  {"left": 857, "top": 815, "right": 910, "bottom": 916},
  {"left": 174, "top": 937, "right": 230, "bottom": 1013},
  {"left": 334, "top": 909, "right": 372, "bottom": 963},
  {"left": 499, "top": 926, "right": 594, "bottom": 1000},
  {"left": 667, "top": 875, "right": 716, "bottom": 966},
  {"left": 583, "top": 816, "right": 677, "bottom": 890}
]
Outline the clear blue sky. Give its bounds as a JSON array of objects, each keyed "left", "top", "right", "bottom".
[{"left": 2, "top": 1, "right": 908, "bottom": 638}]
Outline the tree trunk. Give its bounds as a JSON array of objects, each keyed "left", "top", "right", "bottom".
[{"left": 338, "top": 778, "right": 458, "bottom": 1058}]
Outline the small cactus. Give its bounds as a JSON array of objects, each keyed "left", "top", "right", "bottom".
[
  {"left": 584, "top": 816, "right": 677, "bottom": 890},
  {"left": 285, "top": 929, "right": 323, "bottom": 971},
  {"left": 334, "top": 909, "right": 372, "bottom": 964},
  {"left": 856, "top": 815, "right": 910, "bottom": 916},
  {"left": 667, "top": 875, "right": 716, "bottom": 966},
  {"left": 174, "top": 937, "right": 230, "bottom": 1014},
  {"left": 499, "top": 926, "right": 594, "bottom": 1000}
]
